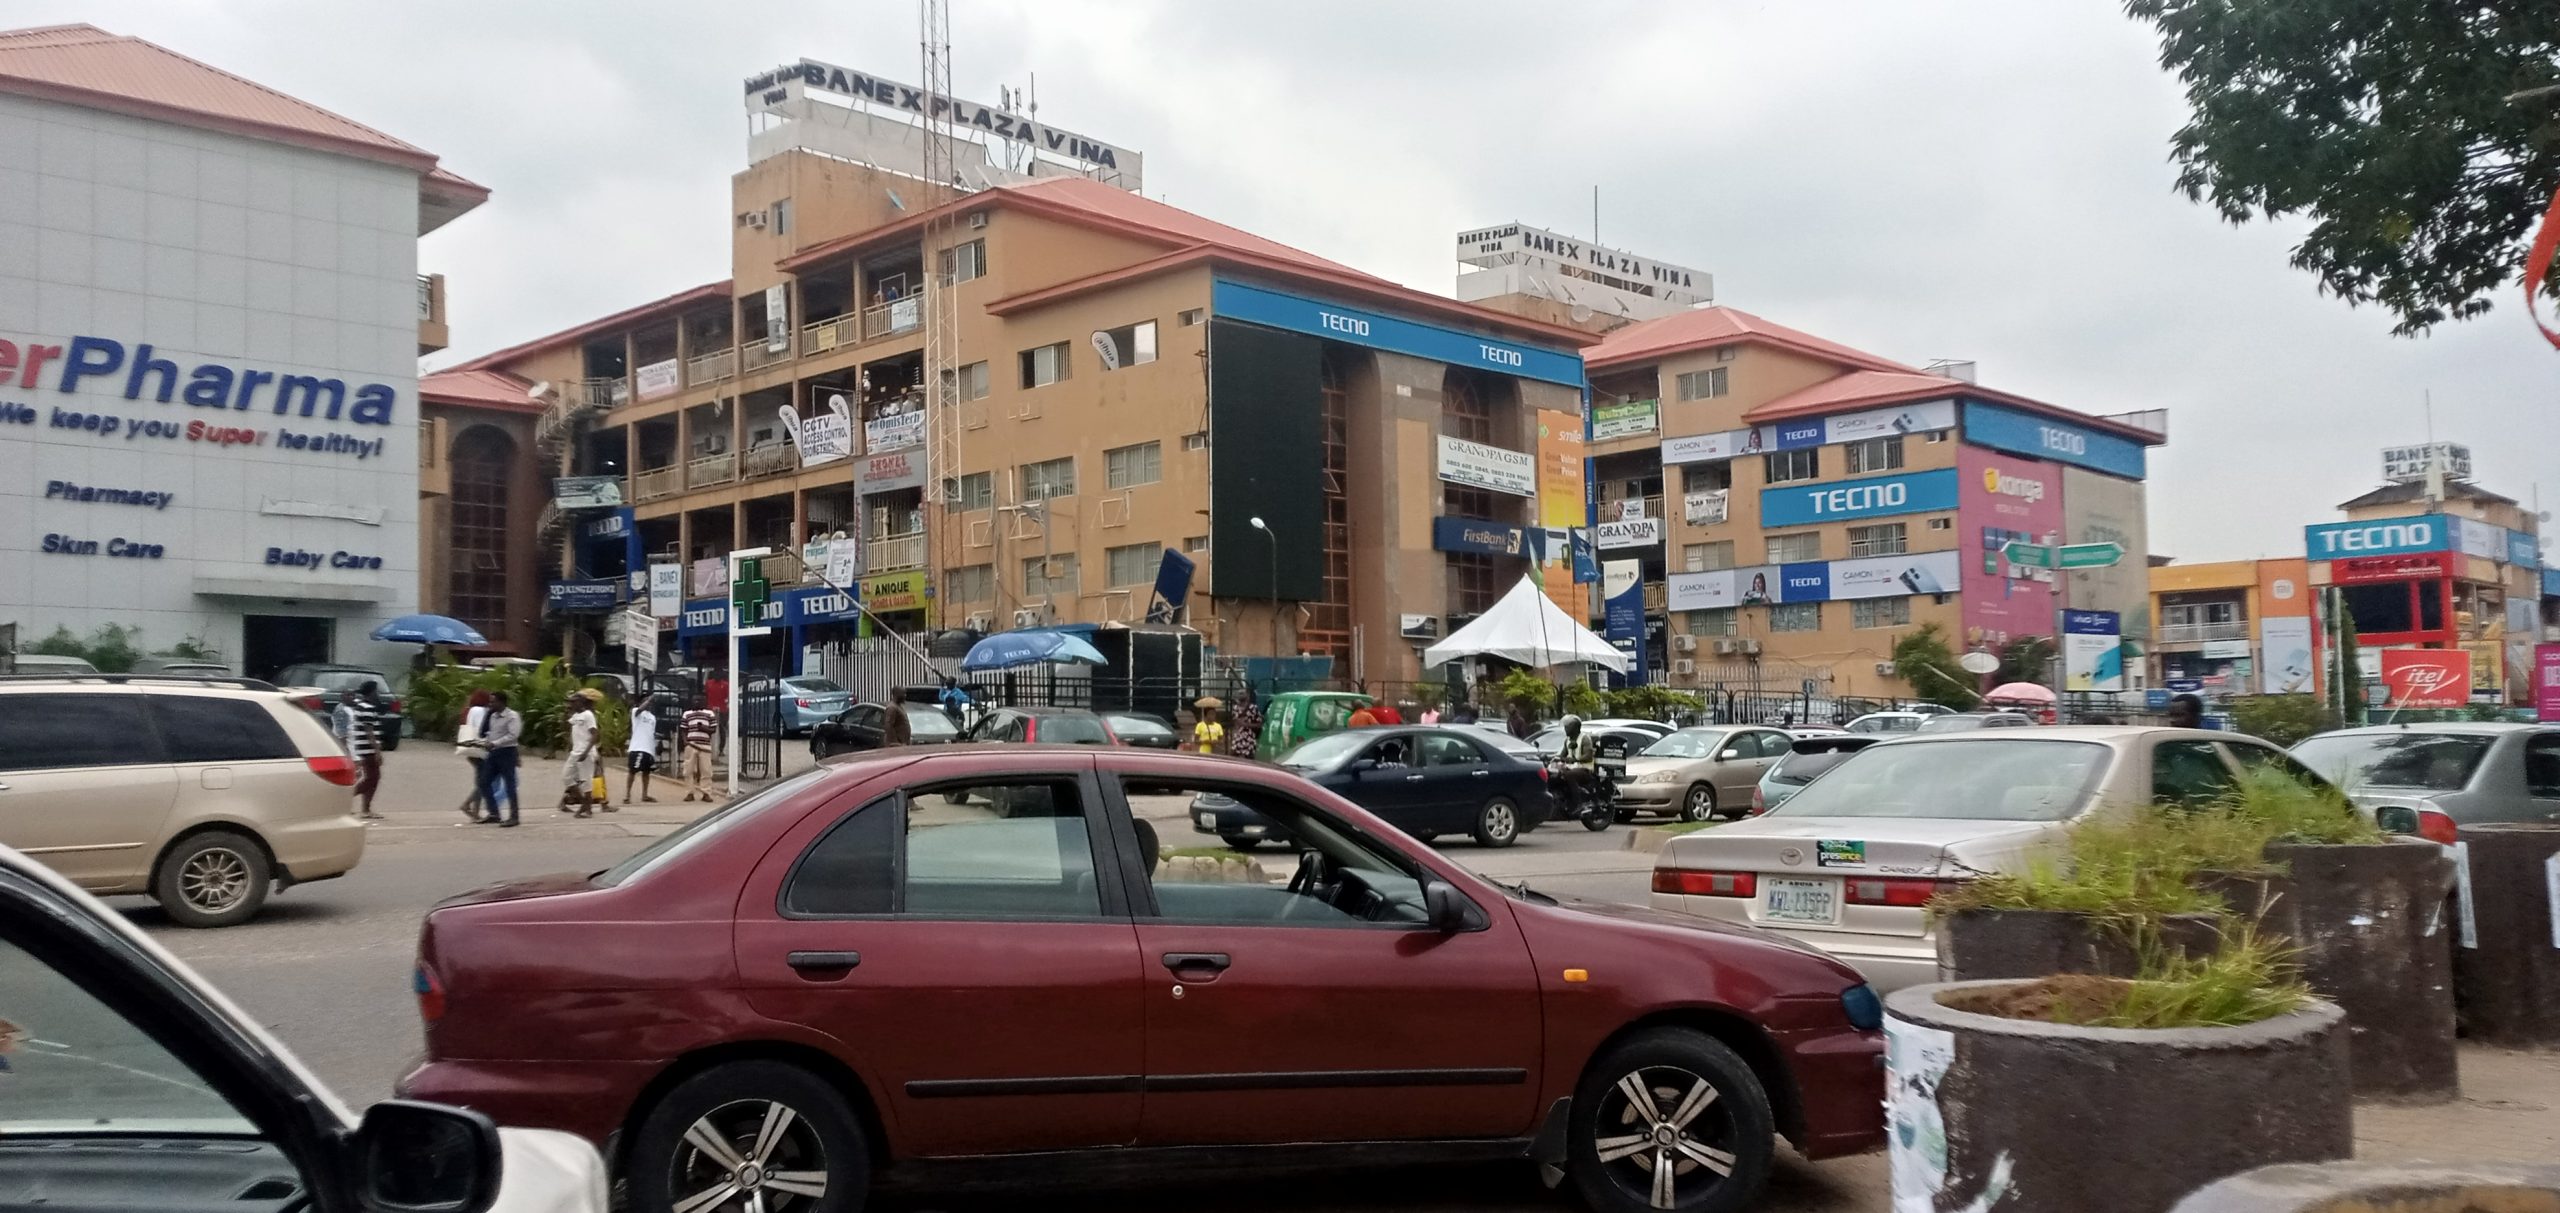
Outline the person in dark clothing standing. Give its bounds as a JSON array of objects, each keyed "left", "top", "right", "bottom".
[{"left": 1507, "top": 704, "right": 1534, "bottom": 739}]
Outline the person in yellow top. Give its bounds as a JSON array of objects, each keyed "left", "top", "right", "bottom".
[{"left": 1191, "top": 698, "right": 1226, "bottom": 755}]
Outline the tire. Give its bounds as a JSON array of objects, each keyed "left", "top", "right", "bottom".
[
  {"left": 1678, "top": 784, "right": 1717, "bottom": 824},
  {"left": 1471, "top": 796, "right": 1521, "bottom": 848},
  {"left": 152, "top": 830, "right": 271, "bottom": 929},
  {"left": 941, "top": 792, "right": 969, "bottom": 806},
  {"left": 1568, "top": 1029, "right": 1775, "bottom": 1213},
  {"left": 1614, "top": 807, "right": 1639, "bottom": 824},
  {"left": 628, "top": 1060, "right": 869, "bottom": 1213},
  {"left": 1221, "top": 834, "right": 1260, "bottom": 851},
  {"left": 1413, "top": 832, "right": 1440, "bottom": 845}
]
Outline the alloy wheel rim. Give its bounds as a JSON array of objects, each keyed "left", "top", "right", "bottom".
[
  {"left": 179, "top": 849, "right": 250, "bottom": 912},
  {"left": 1488, "top": 802, "right": 1515, "bottom": 839},
  {"left": 670, "top": 1098, "right": 829, "bottom": 1213},
  {"left": 1686, "top": 787, "right": 1714, "bottom": 819},
  {"left": 1593, "top": 1064, "right": 1740, "bottom": 1210}
]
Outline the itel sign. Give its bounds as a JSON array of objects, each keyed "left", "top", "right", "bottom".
[{"left": 2379, "top": 649, "right": 2473, "bottom": 709}]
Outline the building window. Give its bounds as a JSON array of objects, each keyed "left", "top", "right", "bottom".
[
  {"left": 1684, "top": 460, "right": 1733, "bottom": 492},
  {"left": 938, "top": 238, "right": 986, "bottom": 284},
  {"left": 1447, "top": 553, "right": 1500, "bottom": 617},
  {"left": 1714, "top": 344, "right": 1739, "bottom": 362},
  {"left": 1848, "top": 522, "right": 1908, "bottom": 557},
  {"left": 1766, "top": 532, "right": 1823, "bottom": 563},
  {"left": 1105, "top": 441, "right": 1162, "bottom": 489},
  {"left": 1024, "top": 553, "right": 1080, "bottom": 599},
  {"left": 939, "top": 360, "right": 990, "bottom": 402},
  {"left": 1928, "top": 517, "right": 1953, "bottom": 531},
  {"left": 447, "top": 427, "right": 514, "bottom": 635},
  {"left": 1020, "top": 342, "right": 1071, "bottom": 388},
  {"left": 1019, "top": 456, "right": 1076, "bottom": 502},
  {"left": 1095, "top": 320, "right": 1158, "bottom": 370},
  {"left": 1763, "top": 448, "right": 1819, "bottom": 483},
  {"left": 1845, "top": 436, "right": 1905, "bottom": 474},
  {"left": 1106, "top": 543, "right": 1157, "bottom": 587},
  {"left": 1183, "top": 535, "right": 1210, "bottom": 553},
  {"left": 1768, "top": 602, "right": 1822, "bottom": 632},
  {"left": 1675, "top": 367, "right": 1728, "bottom": 401},
  {"left": 947, "top": 471, "right": 993, "bottom": 511},
  {"left": 1683, "top": 541, "right": 1735, "bottom": 573},
  {"left": 1182, "top": 431, "right": 1209, "bottom": 451},
  {"left": 1178, "top": 308, "right": 1206, "bottom": 326},
  {"left": 1853, "top": 598, "right": 1912, "bottom": 629},
  {"left": 770, "top": 199, "right": 792, "bottom": 236},
  {"left": 947, "top": 563, "right": 995, "bottom": 602},
  {"left": 1686, "top": 608, "right": 1738, "bottom": 636}
]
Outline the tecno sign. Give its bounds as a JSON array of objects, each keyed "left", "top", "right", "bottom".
[
  {"left": 2305, "top": 517, "right": 2447, "bottom": 559},
  {"left": 1812, "top": 483, "right": 1905, "bottom": 515}
]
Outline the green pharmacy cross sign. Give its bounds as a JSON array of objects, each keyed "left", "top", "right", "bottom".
[
  {"left": 731, "top": 557, "right": 770, "bottom": 623},
  {"left": 2004, "top": 541, "right": 2124, "bottom": 571}
]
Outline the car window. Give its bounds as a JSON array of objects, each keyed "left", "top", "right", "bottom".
[
  {"left": 904, "top": 781, "right": 1100, "bottom": 918},
  {"left": 848, "top": 705, "right": 879, "bottom": 729},
  {"left": 903, "top": 707, "right": 960, "bottom": 739},
  {"left": 0, "top": 694, "right": 163, "bottom": 772},
  {"left": 1755, "top": 731, "right": 1794, "bottom": 758},
  {"left": 2153, "top": 740, "right": 2239, "bottom": 806},
  {"left": 1421, "top": 735, "right": 1478, "bottom": 766},
  {"left": 1277, "top": 730, "right": 1370, "bottom": 768},
  {"left": 790, "top": 678, "right": 845, "bottom": 693},
  {"left": 147, "top": 698, "right": 298, "bottom": 764},
  {"left": 2223, "top": 740, "right": 2334, "bottom": 793},
  {"left": 1034, "top": 715, "right": 1110, "bottom": 745},
  {"left": 1644, "top": 730, "right": 1720, "bottom": 759},
  {"left": 1366, "top": 737, "right": 1414, "bottom": 768},
  {"left": 0, "top": 935, "right": 255, "bottom": 1135},
  {"left": 1119, "top": 777, "right": 1434, "bottom": 928},
  {"left": 782, "top": 797, "right": 898, "bottom": 916},
  {"left": 2291, "top": 732, "right": 2495, "bottom": 792},
  {"left": 309, "top": 671, "right": 381, "bottom": 693},
  {"left": 596, "top": 767, "right": 830, "bottom": 887},
  {"left": 2525, "top": 734, "right": 2560, "bottom": 799},
  {"left": 1765, "top": 739, "right": 2109, "bottom": 821}
]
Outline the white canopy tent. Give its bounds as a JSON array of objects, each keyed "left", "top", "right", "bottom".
[{"left": 1422, "top": 574, "right": 1630, "bottom": 673}]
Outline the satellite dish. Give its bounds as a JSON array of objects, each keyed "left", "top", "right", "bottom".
[
  {"left": 1569, "top": 304, "right": 1594, "bottom": 322},
  {"left": 1959, "top": 651, "right": 2001, "bottom": 675}
]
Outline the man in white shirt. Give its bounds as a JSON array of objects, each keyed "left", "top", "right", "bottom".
[
  {"left": 624, "top": 695, "right": 661, "bottom": 805},
  {"left": 561, "top": 690, "right": 601, "bottom": 818}
]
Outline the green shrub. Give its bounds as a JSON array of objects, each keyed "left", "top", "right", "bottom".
[
  {"left": 2227, "top": 695, "right": 2339, "bottom": 747},
  {"left": 407, "top": 657, "right": 629, "bottom": 755},
  {"left": 2067, "top": 927, "right": 2311, "bottom": 1030}
]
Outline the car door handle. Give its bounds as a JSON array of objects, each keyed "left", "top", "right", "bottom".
[
  {"left": 1161, "top": 952, "right": 1231, "bottom": 974},
  {"left": 1472, "top": 768, "right": 1490, "bottom": 776},
  {"left": 786, "top": 951, "right": 861, "bottom": 971},
  {"left": 1405, "top": 773, "right": 1426, "bottom": 781}
]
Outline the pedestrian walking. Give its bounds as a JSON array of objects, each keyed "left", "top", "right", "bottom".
[
  {"left": 332, "top": 684, "right": 385, "bottom": 820},
  {"left": 881, "top": 702, "right": 913, "bottom": 746},
  {"left": 560, "top": 690, "right": 602, "bottom": 818},
  {"left": 1349, "top": 702, "right": 1379, "bottom": 728},
  {"left": 678, "top": 700, "right": 719, "bottom": 802},
  {"left": 623, "top": 695, "right": 661, "bottom": 804},
  {"left": 475, "top": 692, "right": 523, "bottom": 826},
  {"left": 2166, "top": 693, "right": 2205, "bottom": 730},
  {"left": 1191, "top": 697, "right": 1226, "bottom": 754},
  {"left": 454, "top": 690, "right": 491, "bottom": 820},
  {"left": 1506, "top": 704, "right": 1533, "bottom": 738},
  {"left": 1226, "top": 688, "right": 1263, "bottom": 760}
]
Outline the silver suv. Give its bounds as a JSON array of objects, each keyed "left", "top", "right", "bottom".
[{"left": 0, "top": 674, "right": 367, "bottom": 927}]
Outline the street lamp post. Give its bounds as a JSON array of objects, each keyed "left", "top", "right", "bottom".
[{"left": 1250, "top": 516, "right": 1278, "bottom": 653}]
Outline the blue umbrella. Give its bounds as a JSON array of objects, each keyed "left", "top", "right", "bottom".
[
  {"left": 370, "top": 614, "right": 489, "bottom": 647},
  {"left": 960, "top": 628, "right": 1108, "bottom": 672}
]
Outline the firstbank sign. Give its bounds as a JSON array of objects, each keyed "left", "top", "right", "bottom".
[{"left": 0, "top": 335, "right": 401, "bottom": 424}]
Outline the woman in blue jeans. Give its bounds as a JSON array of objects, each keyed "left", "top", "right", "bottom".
[{"left": 473, "top": 691, "right": 525, "bottom": 826}]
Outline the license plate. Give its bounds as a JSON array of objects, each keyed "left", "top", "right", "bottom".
[
  {"left": 1763, "top": 877, "right": 1840, "bottom": 924},
  {"left": 1197, "top": 812, "right": 1216, "bottom": 828}
]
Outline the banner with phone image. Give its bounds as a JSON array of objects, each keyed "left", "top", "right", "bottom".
[{"left": 1829, "top": 550, "right": 1962, "bottom": 601}]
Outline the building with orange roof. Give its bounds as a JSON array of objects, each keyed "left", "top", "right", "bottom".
[
  {"left": 1, "top": 23, "right": 482, "bottom": 680},
  {"left": 446, "top": 59, "right": 1597, "bottom": 686},
  {"left": 1569, "top": 304, "right": 2167, "bottom": 704}
]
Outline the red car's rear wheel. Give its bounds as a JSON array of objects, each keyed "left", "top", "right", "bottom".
[{"left": 628, "top": 1061, "right": 868, "bottom": 1213}]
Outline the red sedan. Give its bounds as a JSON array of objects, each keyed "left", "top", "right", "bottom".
[{"left": 400, "top": 746, "right": 1883, "bottom": 1213}]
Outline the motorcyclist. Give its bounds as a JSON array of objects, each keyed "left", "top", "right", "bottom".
[{"left": 1555, "top": 715, "right": 1604, "bottom": 811}]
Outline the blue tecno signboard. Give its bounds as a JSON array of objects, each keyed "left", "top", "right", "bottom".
[
  {"left": 1759, "top": 468, "right": 1960, "bottom": 528},
  {"left": 1771, "top": 419, "right": 1826, "bottom": 450},
  {"left": 1963, "top": 400, "right": 2148, "bottom": 479},
  {"left": 2509, "top": 528, "right": 2541, "bottom": 569},
  {"left": 1212, "top": 279, "right": 1584, "bottom": 387},
  {"left": 2303, "top": 515, "right": 2451, "bottom": 560},
  {"left": 1778, "top": 562, "right": 1830, "bottom": 601}
]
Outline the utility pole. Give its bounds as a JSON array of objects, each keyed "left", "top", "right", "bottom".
[{"left": 920, "top": 0, "right": 963, "bottom": 627}]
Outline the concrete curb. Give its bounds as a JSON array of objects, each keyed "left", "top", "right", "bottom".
[
  {"left": 2171, "top": 1161, "right": 2560, "bottom": 1212},
  {"left": 1622, "top": 827, "right": 1685, "bottom": 854}
]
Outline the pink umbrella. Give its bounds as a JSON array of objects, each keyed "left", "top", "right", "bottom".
[{"left": 1984, "top": 681, "right": 2057, "bottom": 705}]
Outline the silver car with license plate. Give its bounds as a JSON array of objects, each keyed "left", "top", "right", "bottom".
[
  {"left": 1649, "top": 726, "right": 2325, "bottom": 990},
  {"left": 1614, "top": 726, "right": 1794, "bottom": 822}
]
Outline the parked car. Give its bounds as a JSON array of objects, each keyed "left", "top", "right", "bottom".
[
  {"left": 1845, "top": 711, "right": 1931, "bottom": 735},
  {"left": 1100, "top": 710, "right": 1183, "bottom": 749},
  {"left": 810, "top": 701, "right": 966, "bottom": 758},
  {"left": 741, "top": 676, "right": 853, "bottom": 737},
  {"left": 400, "top": 747, "right": 1886, "bottom": 1213},
  {"left": 1252, "top": 690, "right": 1374, "bottom": 759},
  {"left": 1613, "top": 726, "right": 1796, "bottom": 823},
  {"left": 1522, "top": 723, "right": 1659, "bottom": 782},
  {"left": 1755, "top": 735, "right": 1888, "bottom": 815},
  {"left": 1914, "top": 710, "right": 2037, "bottom": 734},
  {"left": 1650, "top": 726, "right": 2334, "bottom": 991},
  {"left": 272, "top": 663, "right": 406, "bottom": 750},
  {"left": 6, "top": 653, "right": 101, "bottom": 675},
  {"left": 1195, "top": 726, "right": 1556, "bottom": 849},
  {"left": 0, "top": 843, "right": 608, "bottom": 1211},
  {"left": 2291, "top": 723, "right": 2560, "bottom": 841},
  {"left": 966, "top": 705, "right": 1120, "bottom": 745},
  {"left": 131, "top": 657, "right": 234, "bottom": 676},
  {"left": 0, "top": 674, "right": 368, "bottom": 928},
  {"left": 1585, "top": 717, "right": 1677, "bottom": 738}
]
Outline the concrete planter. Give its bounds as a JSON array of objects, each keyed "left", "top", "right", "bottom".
[
  {"left": 2451, "top": 823, "right": 2560, "bottom": 1047},
  {"left": 1935, "top": 908, "right": 2223, "bottom": 984},
  {"left": 1886, "top": 981, "right": 2351, "bottom": 1213},
  {"left": 2262, "top": 837, "right": 2458, "bottom": 1101},
  {"left": 2172, "top": 1161, "right": 2560, "bottom": 1212}
]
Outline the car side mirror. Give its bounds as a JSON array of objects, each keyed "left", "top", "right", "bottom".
[
  {"left": 1423, "top": 880, "right": 1476, "bottom": 932},
  {"left": 355, "top": 1100, "right": 502, "bottom": 1213},
  {"left": 1718, "top": 748, "right": 1743, "bottom": 761},
  {"left": 2372, "top": 805, "right": 2418, "bottom": 835},
  {"left": 1349, "top": 758, "right": 1379, "bottom": 773}
]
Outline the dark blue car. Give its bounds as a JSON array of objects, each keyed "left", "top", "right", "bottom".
[{"left": 1192, "top": 726, "right": 1555, "bottom": 850}]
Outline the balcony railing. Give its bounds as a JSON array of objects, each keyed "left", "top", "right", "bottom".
[
  {"left": 741, "top": 334, "right": 793, "bottom": 373},
  {"left": 863, "top": 297, "right": 923, "bottom": 341},
  {"left": 2157, "top": 621, "right": 2249, "bottom": 643},
  {"left": 685, "top": 348, "right": 736, "bottom": 387},
  {"left": 416, "top": 275, "right": 438, "bottom": 319},
  {"left": 801, "top": 314, "right": 860, "bottom": 355},
  {"left": 752, "top": 550, "right": 804, "bottom": 585},
  {"left": 633, "top": 465, "right": 684, "bottom": 503},
  {"left": 416, "top": 274, "right": 448, "bottom": 354},
  {"left": 686, "top": 451, "right": 736, "bottom": 489},
  {"left": 742, "top": 442, "right": 799, "bottom": 479},
  {"left": 567, "top": 377, "right": 628, "bottom": 410},
  {"left": 867, "top": 532, "right": 926, "bottom": 573}
]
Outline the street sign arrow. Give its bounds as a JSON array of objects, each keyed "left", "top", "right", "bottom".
[
  {"left": 2002, "top": 542, "right": 2055, "bottom": 568},
  {"left": 2057, "top": 541, "right": 2126, "bottom": 569}
]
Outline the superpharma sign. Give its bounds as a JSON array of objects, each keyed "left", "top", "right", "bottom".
[
  {"left": 1211, "top": 279, "right": 1583, "bottom": 386},
  {"left": 1962, "top": 400, "right": 2147, "bottom": 480},
  {"left": 1759, "top": 468, "right": 1959, "bottom": 527}
]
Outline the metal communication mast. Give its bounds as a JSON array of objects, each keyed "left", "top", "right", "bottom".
[{"left": 919, "top": 0, "right": 964, "bottom": 629}]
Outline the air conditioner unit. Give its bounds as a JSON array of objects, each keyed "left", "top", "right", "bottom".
[
  {"left": 963, "top": 612, "right": 994, "bottom": 631},
  {"left": 1740, "top": 639, "right": 1764, "bottom": 656},
  {"left": 743, "top": 211, "right": 767, "bottom": 230},
  {"left": 968, "top": 211, "right": 989, "bottom": 229},
  {"left": 1875, "top": 661, "right": 1897, "bottom": 677},
  {"left": 1672, "top": 634, "right": 1698, "bottom": 653},
  {"left": 1671, "top": 658, "right": 1697, "bottom": 676},
  {"left": 1711, "top": 638, "right": 1738, "bottom": 656},
  {"left": 1012, "top": 609, "right": 1044, "bottom": 628}
]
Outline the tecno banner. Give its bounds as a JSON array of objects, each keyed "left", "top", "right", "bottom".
[
  {"left": 1758, "top": 467, "right": 1959, "bottom": 527},
  {"left": 2379, "top": 648, "right": 2472, "bottom": 708},
  {"left": 2304, "top": 515, "right": 2450, "bottom": 560}
]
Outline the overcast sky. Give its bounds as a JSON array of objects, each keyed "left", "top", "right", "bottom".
[{"left": 36, "top": 0, "right": 2560, "bottom": 563}]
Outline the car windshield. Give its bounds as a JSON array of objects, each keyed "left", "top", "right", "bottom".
[
  {"left": 901, "top": 707, "right": 960, "bottom": 738},
  {"left": 0, "top": 938, "right": 255, "bottom": 1136},
  {"left": 1771, "top": 750, "right": 1864, "bottom": 783},
  {"left": 789, "top": 678, "right": 844, "bottom": 693},
  {"left": 1766, "top": 739, "right": 2110, "bottom": 821},
  {"left": 1854, "top": 715, "right": 1922, "bottom": 733},
  {"left": 1640, "top": 730, "right": 1725, "bottom": 759},
  {"left": 309, "top": 671, "right": 380, "bottom": 692},
  {"left": 1279, "top": 730, "right": 1373, "bottom": 768},
  {"left": 1107, "top": 715, "right": 1174, "bottom": 739},
  {"left": 596, "top": 767, "right": 830, "bottom": 886},
  {"left": 2290, "top": 732, "right": 2493, "bottom": 793},
  {"left": 1037, "top": 715, "right": 1110, "bottom": 744}
]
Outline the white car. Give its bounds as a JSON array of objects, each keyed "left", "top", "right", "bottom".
[
  {"left": 0, "top": 844, "right": 608, "bottom": 1212},
  {"left": 1649, "top": 726, "right": 2326, "bottom": 990},
  {"left": 1845, "top": 711, "right": 1931, "bottom": 735}
]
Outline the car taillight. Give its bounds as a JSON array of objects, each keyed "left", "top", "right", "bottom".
[
  {"left": 1653, "top": 868, "right": 1757, "bottom": 897},
  {"left": 292, "top": 693, "right": 326, "bottom": 713},
  {"left": 796, "top": 698, "right": 814, "bottom": 708},
  {"left": 386, "top": 696, "right": 403, "bottom": 714},
  {"left": 1750, "top": 787, "right": 1767, "bottom": 815},
  {"left": 306, "top": 754, "right": 358, "bottom": 786},
  {"left": 1845, "top": 877, "right": 1954, "bottom": 907},
  {"left": 413, "top": 964, "right": 445, "bottom": 1024},
  {"left": 2413, "top": 808, "right": 2460, "bottom": 846},
  {"left": 1536, "top": 766, "right": 1550, "bottom": 782}
]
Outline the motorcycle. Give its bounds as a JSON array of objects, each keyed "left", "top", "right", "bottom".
[{"left": 1545, "top": 756, "right": 1616, "bottom": 832}]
